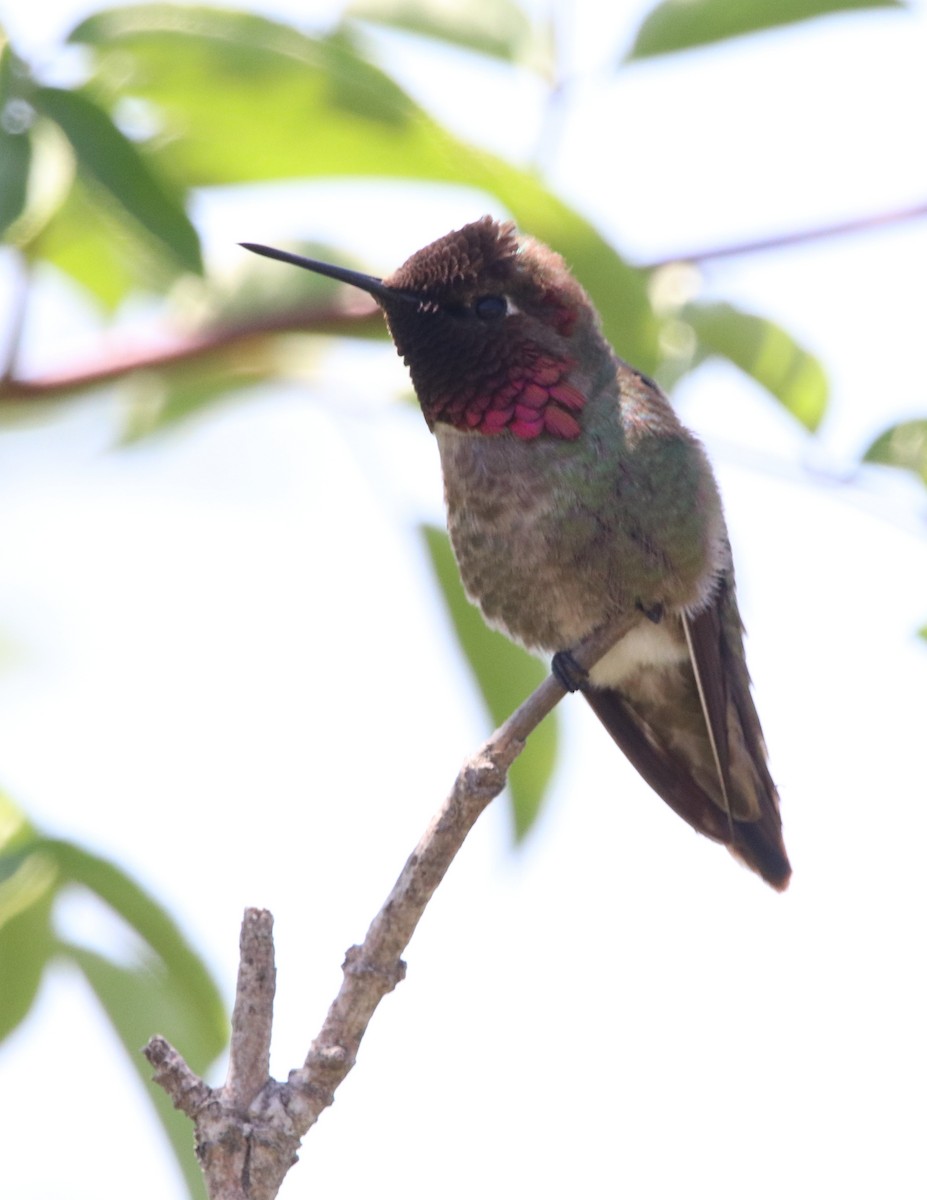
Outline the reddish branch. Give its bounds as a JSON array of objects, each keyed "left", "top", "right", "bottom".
[
  {"left": 0, "top": 303, "right": 383, "bottom": 402},
  {"left": 642, "top": 200, "right": 927, "bottom": 270},
  {"left": 2, "top": 202, "right": 924, "bottom": 406}
]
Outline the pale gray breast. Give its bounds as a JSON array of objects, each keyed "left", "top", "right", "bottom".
[{"left": 435, "top": 426, "right": 628, "bottom": 651}]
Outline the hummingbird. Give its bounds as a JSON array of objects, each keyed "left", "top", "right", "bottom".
[{"left": 242, "top": 217, "right": 790, "bottom": 890}]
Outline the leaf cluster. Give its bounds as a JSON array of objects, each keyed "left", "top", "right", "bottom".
[{"left": 0, "top": 793, "right": 225, "bottom": 1199}]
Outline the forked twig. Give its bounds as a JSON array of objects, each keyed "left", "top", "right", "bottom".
[{"left": 144, "top": 613, "right": 634, "bottom": 1200}]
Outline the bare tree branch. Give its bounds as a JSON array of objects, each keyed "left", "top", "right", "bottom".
[
  {"left": 144, "top": 613, "right": 635, "bottom": 1200},
  {"left": 145, "top": 911, "right": 297, "bottom": 1200},
  {"left": 225, "top": 909, "right": 276, "bottom": 1112},
  {"left": 145, "top": 1035, "right": 212, "bottom": 1120}
]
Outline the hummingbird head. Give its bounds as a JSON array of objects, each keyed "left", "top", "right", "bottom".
[{"left": 243, "top": 217, "right": 608, "bottom": 440}]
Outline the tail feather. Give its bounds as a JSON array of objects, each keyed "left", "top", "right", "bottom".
[
  {"left": 584, "top": 685, "right": 790, "bottom": 889},
  {"left": 582, "top": 580, "right": 790, "bottom": 891}
]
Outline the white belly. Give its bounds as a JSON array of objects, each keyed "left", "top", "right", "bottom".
[{"left": 588, "top": 620, "right": 689, "bottom": 689}]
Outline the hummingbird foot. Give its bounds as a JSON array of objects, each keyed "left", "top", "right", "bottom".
[
  {"left": 636, "top": 600, "right": 664, "bottom": 624},
  {"left": 551, "top": 650, "right": 589, "bottom": 693}
]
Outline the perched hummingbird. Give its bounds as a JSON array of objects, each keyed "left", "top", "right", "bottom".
[{"left": 243, "top": 218, "right": 790, "bottom": 890}]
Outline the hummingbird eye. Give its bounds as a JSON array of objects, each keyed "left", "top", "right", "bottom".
[{"left": 473, "top": 294, "right": 508, "bottom": 321}]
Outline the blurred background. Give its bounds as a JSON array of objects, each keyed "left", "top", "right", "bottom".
[{"left": 1, "top": 1, "right": 926, "bottom": 1197}]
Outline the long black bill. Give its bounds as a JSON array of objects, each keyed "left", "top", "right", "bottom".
[{"left": 240, "top": 242, "right": 419, "bottom": 306}]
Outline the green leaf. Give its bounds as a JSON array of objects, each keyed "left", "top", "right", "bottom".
[
  {"left": 0, "top": 795, "right": 56, "bottom": 1040},
  {"left": 0, "top": 789, "right": 39, "bottom": 856},
  {"left": 862, "top": 419, "right": 927, "bottom": 484},
  {"left": 0, "top": 841, "right": 57, "bottom": 1040},
  {"left": 30, "top": 178, "right": 141, "bottom": 309},
  {"left": 422, "top": 525, "right": 557, "bottom": 839},
  {"left": 32, "top": 836, "right": 225, "bottom": 1196},
  {"left": 627, "top": 0, "right": 903, "bottom": 60},
  {"left": 31, "top": 836, "right": 226, "bottom": 1059},
  {"left": 0, "top": 39, "right": 34, "bottom": 238},
  {"left": 0, "top": 885, "right": 56, "bottom": 1041},
  {"left": 0, "top": 126, "right": 32, "bottom": 238},
  {"left": 0, "top": 803, "right": 223, "bottom": 1194},
  {"left": 68, "top": 946, "right": 209, "bottom": 1200},
  {"left": 0, "top": 37, "right": 26, "bottom": 120},
  {"left": 118, "top": 239, "right": 390, "bottom": 441},
  {"left": 681, "top": 300, "right": 828, "bottom": 431},
  {"left": 69, "top": 5, "right": 659, "bottom": 370},
  {"left": 31, "top": 85, "right": 201, "bottom": 274},
  {"left": 228, "top": 240, "right": 385, "bottom": 319},
  {"left": 346, "top": 0, "right": 536, "bottom": 64},
  {"left": 117, "top": 362, "right": 272, "bottom": 443},
  {"left": 0, "top": 41, "right": 32, "bottom": 238},
  {"left": 0, "top": 33, "right": 11, "bottom": 90}
]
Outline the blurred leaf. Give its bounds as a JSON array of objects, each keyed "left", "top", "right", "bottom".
[
  {"left": 627, "top": 0, "right": 903, "bottom": 60},
  {"left": 0, "top": 799, "right": 222, "bottom": 1194},
  {"left": 69, "top": 945, "right": 220, "bottom": 1073},
  {"left": 223, "top": 239, "right": 392, "bottom": 325},
  {"left": 0, "top": 128, "right": 32, "bottom": 238},
  {"left": 30, "top": 178, "right": 140, "bottom": 309},
  {"left": 862, "top": 419, "right": 927, "bottom": 483},
  {"left": 32, "top": 85, "right": 201, "bottom": 274},
  {"left": 32, "top": 836, "right": 226, "bottom": 1057},
  {"left": 0, "top": 789, "right": 38, "bottom": 856},
  {"left": 0, "top": 838, "right": 57, "bottom": 1041},
  {"left": 69, "top": 5, "right": 659, "bottom": 370},
  {"left": 68, "top": 946, "right": 209, "bottom": 1200},
  {"left": 0, "top": 37, "right": 26, "bottom": 120},
  {"left": 0, "top": 39, "right": 34, "bottom": 238},
  {"left": 2, "top": 111, "right": 77, "bottom": 256},
  {"left": 0, "top": 823, "right": 227, "bottom": 1052},
  {"left": 118, "top": 362, "right": 272, "bottom": 443},
  {"left": 0, "top": 885, "right": 56, "bottom": 1041},
  {"left": 118, "top": 239, "right": 392, "bottom": 442},
  {"left": 682, "top": 300, "right": 828, "bottom": 431},
  {"left": 422, "top": 524, "right": 557, "bottom": 839},
  {"left": 347, "top": 0, "right": 535, "bottom": 63}
]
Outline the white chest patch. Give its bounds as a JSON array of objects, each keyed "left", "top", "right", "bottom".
[{"left": 588, "top": 620, "right": 689, "bottom": 689}]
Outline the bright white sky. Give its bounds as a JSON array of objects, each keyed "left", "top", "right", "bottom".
[{"left": 2, "top": 2, "right": 927, "bottom": 1198}]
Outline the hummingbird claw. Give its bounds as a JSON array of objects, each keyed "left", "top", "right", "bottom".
[
  {"left": 637, "top": 601, "right": 664, "bottom": 624},
  {"left": 551, "top": 650, "right": 589, "bottom": 693}
]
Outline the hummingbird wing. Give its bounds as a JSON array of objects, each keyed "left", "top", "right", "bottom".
[{"left": 582, "top": 581, "right": 791, "bottom": 890}]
